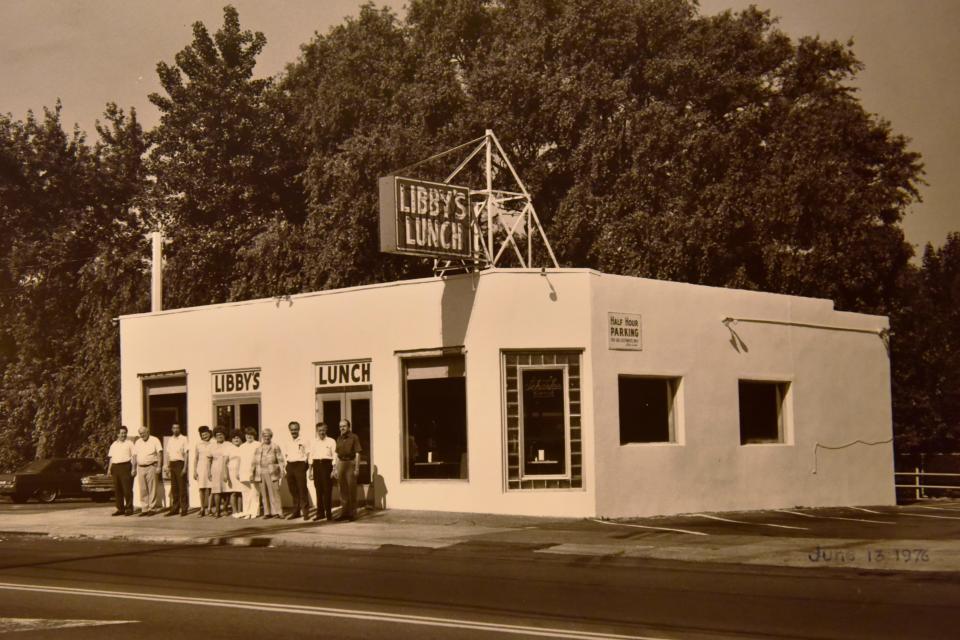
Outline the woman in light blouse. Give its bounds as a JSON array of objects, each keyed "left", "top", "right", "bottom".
[{"left": 255, "top": 428, "right": 284, "bottom": 518}]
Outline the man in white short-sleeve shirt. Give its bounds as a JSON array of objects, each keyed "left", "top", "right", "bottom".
[
  {"left": 134, "top": 426, "right": 163, "bottom": 515},
  {"left": 164, "top": 423, "right": 189, "bottom": 516},
  {"left": 107, "top": 426, "right": 136, "bottom": 515},
  {"left": 308, "top": 422, "right": 337, "bottom": 521}
]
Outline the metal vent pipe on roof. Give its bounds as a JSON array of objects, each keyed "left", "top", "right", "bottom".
[{"left": 151, "top": 230, "right": 162, "bottom": 313}]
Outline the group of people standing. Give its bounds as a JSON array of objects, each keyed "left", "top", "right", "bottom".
[{"left": 107, "top": 419, "right": 363, "bottom": 522}]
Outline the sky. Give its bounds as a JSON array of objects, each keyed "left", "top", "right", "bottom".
[{"left": 2, "top": 0, "right": 957, "bottom": 254}]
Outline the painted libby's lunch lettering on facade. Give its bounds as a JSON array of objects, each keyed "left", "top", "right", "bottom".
[
  {"left": 212, "top": 370, "right": 260, "bottom": 394},
  {"left": 315, "top": 360, "right": 371, "bottom": 388}
]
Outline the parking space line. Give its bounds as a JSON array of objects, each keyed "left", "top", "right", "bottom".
[
  {"left": 915, "top": 505, "right": 960, "bottom": 512},
  {"left": 848, "top": 507, "right": 885, "bottom": 515},
  {"left": 899, "top": 512, "right": 960, "bottom": 520},
  {"left": 590, "top": 519, "right": 708, "bottom": 536},
  {"left": 690, "top": 513, "right": 808, "bottom": 531},
  {"left": 776, "top": 509, "right": 894, "bottom": 525}
]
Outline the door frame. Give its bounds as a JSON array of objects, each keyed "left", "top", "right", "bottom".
[{"left": 315, "top": 385, "right": 372, "bottom": 485}]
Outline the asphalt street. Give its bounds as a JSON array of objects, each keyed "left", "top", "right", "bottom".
[{"left": 0, "top": 535, "right": 957, "bottom": 640}]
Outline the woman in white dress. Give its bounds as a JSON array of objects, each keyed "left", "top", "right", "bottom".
[
  {"left": 237, "top": 427, "right": 261, "bottom": 519},
  {"left": 208, "top": 428, "right": 230, "bottom": 518},
  {"left": 226, "top": 432, "right": 243, "bottom": 517},
  {"left": 192, "top": 426, "right": 214, "bottom": 517}
]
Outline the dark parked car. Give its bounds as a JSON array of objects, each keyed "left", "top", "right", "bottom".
[{"left": 0, "top": 458, "right": 111, "bottom": 503}]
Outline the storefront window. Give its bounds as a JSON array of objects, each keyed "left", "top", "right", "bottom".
[
  {"left": 521, "top": 369, "right": 567, "bottom": 476},
  {"left": 503, "top": 351, "right": 583, "bottom": 490},
  {"left": 403, "top": 355, "right": 468, "bottom": 480},
  {"left": 618, "top": 376, "right": 679, "bottom": 444}
]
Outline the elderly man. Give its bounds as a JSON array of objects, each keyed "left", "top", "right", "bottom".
[
  {"left": 308, "top": 421, "right": 336, "bottom": 522},
  {"left": 334, "top": 418, "right": 362, "bottom": 521},
  {"left": 164, "top": 423, "right": 189, "bottom": 516},
  {"left": 133, "top": 425, "right": 164, "bottom": 516},
  {"left": 106, "top": 425, "right": 136, "bottom": 516},
  {"left": 282, "top": 421, "right": 310, "bottom": 520}
]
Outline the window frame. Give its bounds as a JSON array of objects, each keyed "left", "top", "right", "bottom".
[
  {"left": 518, "top": 364, "right": 571, "bottom": 481},
  {"left": 501, "top": 349, "right": 584, "bottom": 492},
  {"left": 737, "top": 379, "right": 792, "bottom": 446},
  {"left": 617, "top": 375, "right": 682, "bottom": 445},
  {"left": 400, "top": 352, "right": 469, "bottom": 482}
]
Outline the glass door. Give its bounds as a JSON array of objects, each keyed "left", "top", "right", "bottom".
[
  {"left": 317, "top": 390, "right": 372, "bottom": 485},
  {"left": 214, "top": 399, "right": 261, "bottom": 436}
]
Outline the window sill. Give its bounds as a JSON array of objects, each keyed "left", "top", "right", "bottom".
[
  {"left": 619, "top": 442, "right": 682, "bottom": 447},
  {"left": 739, "top": 442, "right": 793, "bottom": 447}
]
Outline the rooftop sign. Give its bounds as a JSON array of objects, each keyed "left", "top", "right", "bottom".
[{"left": 378, "top": 176, "right": 473, "bottom": 259}]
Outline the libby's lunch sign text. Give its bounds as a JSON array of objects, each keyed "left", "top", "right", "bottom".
[{"left": 379, "top": 176, "right": 473, "bottom": 259}]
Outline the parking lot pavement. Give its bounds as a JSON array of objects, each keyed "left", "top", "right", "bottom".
[
  {"left": 522, "top": 501, "right": 960, "bottom": 572},
  {"left": 575, "top": 501, "right": 960, "bottom": 541}
]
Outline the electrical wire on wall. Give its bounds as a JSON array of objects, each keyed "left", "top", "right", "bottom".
[{"left": 811, "top": 438, "right": 893, "bottom": 474}]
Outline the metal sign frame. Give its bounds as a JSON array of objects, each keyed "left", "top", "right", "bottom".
[{"left": 380, "top": 130, "right": 559, "bottom": 274}]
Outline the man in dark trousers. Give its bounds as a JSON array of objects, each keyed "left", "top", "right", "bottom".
[
  {"left": 282, "top": 421, "right": 310, "bottom": 520},
  {"left": 308, "top": 421, "right": 336, "bottom": 521},
  {"left": 334, "top": 418, "right": 362, "bottom": 521},
  {"left": 106, "top": 426, "right": 135, "bottom": 516},
  {"left": 164, "top": 422, "right": 189, "bottom": 516}
]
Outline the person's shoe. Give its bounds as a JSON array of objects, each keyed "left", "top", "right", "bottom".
[
  {"left": 111, "top": 510, "right": 123, "bottom": 516},
  {"left": 164, "top": 510, "right": 177, "bottom": 517},
  {"left": 303, "top": 513, "right": 311, "bottom": 521},
  {"left": 286, "top": 512, "right": 301, "bottom": 520},
  {"left": 313, "top": 514, "right": 322, "bottom": 521},
  {"left": 124, "top": 510, "right": 134, "bottom": 516},
  {"left": 180, "top": 511, "right": 188, "bottom": 517}
]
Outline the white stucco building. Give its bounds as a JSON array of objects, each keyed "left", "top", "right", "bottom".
[{"left": 119, "top": 268, "right": 896, "bottom": 518}]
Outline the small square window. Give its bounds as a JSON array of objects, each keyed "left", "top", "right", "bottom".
[
  {"left": 618, "top": 376, "right": 679, "bottom": 444},
  {"left": 738, "top": 380, "right": 788, "bottom": 444}
]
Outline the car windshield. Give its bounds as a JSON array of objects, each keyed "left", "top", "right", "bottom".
[{"left": 17, "top": 460, "right": 53, "bottom": 473}]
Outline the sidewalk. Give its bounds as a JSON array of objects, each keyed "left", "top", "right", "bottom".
[{"left": 2, "top": 504, "right": 959, "bottom": 575}]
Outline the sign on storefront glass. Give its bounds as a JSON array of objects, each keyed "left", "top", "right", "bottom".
[{"left": 378, "top": 176, "right": 473, "bottom": 259}]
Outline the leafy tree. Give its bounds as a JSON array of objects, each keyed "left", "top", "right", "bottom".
[
  {"left": 147, "top": 5, "right": 305, "bottom": 307},
  {"left": 0, "top": 103, "right": 148, "bottom": 470},
  {"left": 891, "top": 234, "right": 960, "bottom": 453}
]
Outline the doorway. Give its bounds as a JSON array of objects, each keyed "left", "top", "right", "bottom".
[{"left": 316, "top": 390, "right": 371, "bottom": 485}]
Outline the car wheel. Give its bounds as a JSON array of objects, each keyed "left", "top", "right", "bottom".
[
  {"left": 34, "top": 488, "right": 58, "bottom": 503},
  {"left": 10, "top": 494, "right": 29, "bottom": 504}
]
